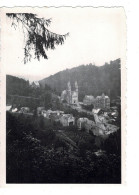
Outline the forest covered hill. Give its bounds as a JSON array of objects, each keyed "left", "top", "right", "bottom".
[
  {"left": 39, "top": 59, "right": 121, "bottom": 101},
  {"left": 6, "top": 75, "right": 56, "bottom": 110}
]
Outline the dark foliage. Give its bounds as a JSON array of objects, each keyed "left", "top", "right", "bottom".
[
  {"left": 6, "top": 13, "right": 69, "bottom": 63},
  {"left": 82, "top": 104, "right": 94, "bottom": 111},
  {"left": 7, "top": 112, "right": 121, "bottom": 183}
]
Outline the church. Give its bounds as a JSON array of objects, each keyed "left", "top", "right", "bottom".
[{"left": 61, "top": 81, "right": 78, "bottom": 105}]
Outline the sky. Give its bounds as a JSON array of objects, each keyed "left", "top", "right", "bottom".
[{"left": 2, "top": 7, "right": 126, "bottom": 81}]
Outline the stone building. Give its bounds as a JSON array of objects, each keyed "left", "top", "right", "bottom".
[
  {"left": 94, "top": 93, "right": 110, "bottom": 109},
  {"left": 31, "top": 81, "right": 40, "bottom": 88},
  {"left": 83, "top": 95, "right": 95, "bottom": 105},
  {"left": 60, "top": 114, "right": 75, "bottom": 126},
  {"left": 77, "top": 117, "right": 96, "bottom": 134},
  {"left": 61, "top": 81, "right": 78, "bottom": 105},
  {"left": 77, "top": 118, "right": 88, "bottom": 130},
  {"left": 41, "top": 109, "right": 64, "bottom": 119},
  {"left": 83, "top": 93, "right": 110, "bottom": 109}
]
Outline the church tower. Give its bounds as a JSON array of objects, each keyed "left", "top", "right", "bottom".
[
  {"left": 74, "top": 81, "right": 78, "bottom": 104},
  {"left": 75, "top": 81, "right": 78, "bottom": 93},
  {"left": 67, "top": 81, "right": 71, "bottom": 104}
]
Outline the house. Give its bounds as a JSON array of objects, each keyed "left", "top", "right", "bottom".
[
  {"left": 92, "top": 110, "right": 119, "bottom": 135},
  {"left": 44, "top": 109, "right": 53, "bottom": 118},
  {"left": 77, "top": 117, "right": 96, "bottom": 134},
  {"left": 6, "top": 105, "right": 12, "bottom": 111},
  {"left": 83, "top": 95, "right": 95, "bottom": 105},
  {"left": 52, "top": 110, "right": 64, "bottom": 116},
  {"left": 12, "top": 108, "right": 18, "bottom": 113},
  {"left": 20, "top": 107, "right": 30, "bottom": 113},
  {"left": 83, "top": 93, "right": 110, "bottom": 110},
  {"left": 41, "top": 110, "right": 48, "bottom": 118},
  {"left": 42, "top": 109, "right": 57, "bottom": 119},
  {"left": 37, "top": 107, "right": 45, "bottom": 115},
  {"left": 60, "top": 114, "right": 75, "bottom": 126},
  {"left": 49, "top": 110, "right": 64, "bottom": 121},
  {"left": 31, "top": 81, "right": 40, "bottom": 88},
  {"left": 94, "top": 93, "right": 110, "bottom": 109},
  {"left": 77, "top": 118, "right": 88, "bottom": 130},
  {"left": 42, "top": 109, "right": 64, "bottom": 119}
]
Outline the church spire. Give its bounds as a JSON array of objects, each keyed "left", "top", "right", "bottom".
[
  {"left": 67, "top": 81, "right": 71, "bottom": 91},
  {"left": 75, "top": 81, "right": 78, "bottom": 92}
]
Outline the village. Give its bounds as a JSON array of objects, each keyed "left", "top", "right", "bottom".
[
  {"left": 4, "top": 9, "right": 123, "bottom": 184},
  {"left": 6, "top": 81, "right": 120, "bottom": 138}
]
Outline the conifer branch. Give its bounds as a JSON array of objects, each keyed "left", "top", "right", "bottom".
[{"left": 6, "top": 13, "right": 69, "bottom": 64}]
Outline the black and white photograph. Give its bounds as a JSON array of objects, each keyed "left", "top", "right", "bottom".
[{"left": 1, "top": 7, "right": 125, "bottom": 184}]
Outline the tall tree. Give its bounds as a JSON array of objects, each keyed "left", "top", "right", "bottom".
[{"left": 6, "top": 13, "right": 69, "bottom": 63}]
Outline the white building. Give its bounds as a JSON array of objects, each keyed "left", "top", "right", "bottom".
[
  {"left": 31, "top": 81, "right": 40, "bottom": 88},
  {"left": 6, "top": 105, "right": 12, "bottom": 111},
  {"left": 12, "top": 108, "right": 18, "bottom": 113},
  {"left": 61, "top": 81, "right": 78, "bottom": 105},
  {"left": 77, "top": 118, "right": 88, "bottom": 130},
  {"left": 83, "top": 95, "right": 95, "bottom": 105}
]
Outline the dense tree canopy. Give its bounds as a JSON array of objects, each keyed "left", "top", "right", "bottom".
[
  {"left": 6, "top": 13, "right": 69, "bottom": 63},
  {"left": 7, "top": 112, "right": 121, "bottom": 183}
]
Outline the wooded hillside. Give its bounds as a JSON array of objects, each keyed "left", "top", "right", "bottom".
[{"left": 39, "top": 59, "right": 121, "bottom": 100}]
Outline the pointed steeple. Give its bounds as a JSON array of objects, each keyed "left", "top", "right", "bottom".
[
  {"left": 67, "top": 81, "right": 71, "bottom": 104},
  {"left": 67, "top": 81, "right": 71, "bottom": 90},
  {"left": 75, "top": 81, "right": 78, "bottom": 91}
]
